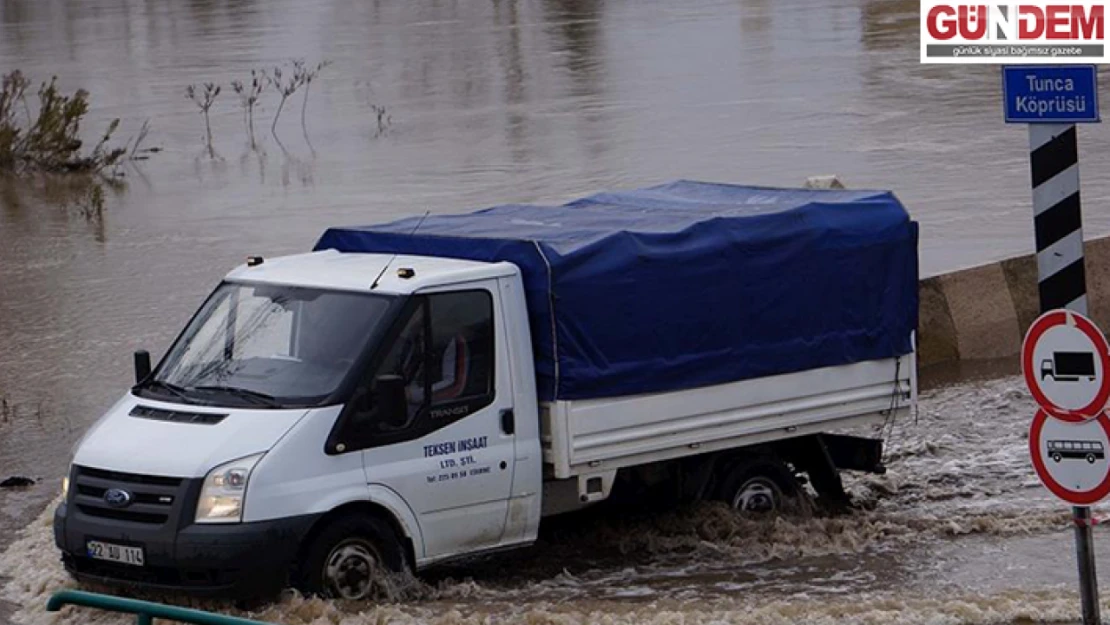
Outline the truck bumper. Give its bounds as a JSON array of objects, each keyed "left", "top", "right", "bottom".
[{"left": 54, "top": 501, "right": 319, "bottom": 598}]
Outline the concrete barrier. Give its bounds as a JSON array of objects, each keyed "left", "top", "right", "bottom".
[{"left": 919, "top": 235, "right": 1110, "bottom": 370}]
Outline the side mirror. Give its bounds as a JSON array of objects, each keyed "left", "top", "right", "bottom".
[
  {"left": 373, "top": 374, "right": 408, "bottom": 428},
  {"left": 133, "top": 350, "right": 152, "bottom": 384}
]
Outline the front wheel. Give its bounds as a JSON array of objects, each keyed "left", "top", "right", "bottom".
[
  {"left": 298, "top": 514, "right": 407, "bottom": 600},
  {"left": 716, "top": 457, "right": 802, "bottom": 514}
]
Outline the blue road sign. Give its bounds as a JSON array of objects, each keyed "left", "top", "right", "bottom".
[{"left": 1003, "top": 65, "right": 1100, "bottom": 124}]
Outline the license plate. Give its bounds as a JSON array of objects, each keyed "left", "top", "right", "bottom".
[{"left": 86, "top": 540, "right": 144, "bottom": 566}]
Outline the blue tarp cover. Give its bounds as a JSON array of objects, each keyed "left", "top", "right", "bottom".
[{"left": 315, "top": 180, "right": 919, "bottom": 401}]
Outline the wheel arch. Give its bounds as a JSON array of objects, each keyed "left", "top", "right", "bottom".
[
  {"left": 712, "top": 450, "right": 804, "bottom": 514},
  {"left": 703, "top": 445, "right": 782, "bottom": 495},
  {"left": 665, "top": 444, "right": 783, "bottom": 503},
  {"left": 297, "top": 499, "right": 420, "bottom": 574},
  {"left": 715, "top": 448, "right": 797, "bottom": 488}
]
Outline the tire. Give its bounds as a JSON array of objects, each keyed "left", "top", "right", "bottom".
[
  {"left": 1053, "top": 453, "right": 1063, "bottom": 463},
  {"left": 715, "top": 456, "right": 801, "bottom": 514},
  {"left": 1088, "top": 454, "right": 1097, "bottom": 464},
  {"left": 297, "top": 514, "right": 407, "bottom": 600}
]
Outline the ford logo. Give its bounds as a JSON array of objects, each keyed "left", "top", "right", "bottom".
[{"left": 103, "top": 488, "right": 132, "bottom": 508}]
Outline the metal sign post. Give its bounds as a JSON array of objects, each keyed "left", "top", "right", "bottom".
[
  {"left": 1076, "top": 505, "right": 1100, "bottom": 625},
  {"left": 1025, "top": 311, "right": 1109, "bottom": 625},
  {"left": 1006, "top": 64, "right": 1102, "bottom": 625}
]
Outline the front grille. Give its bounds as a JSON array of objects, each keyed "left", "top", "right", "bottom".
[
  {"left": 76, "top": 484, "right": 173, "bottom": 505},
  {"left": 72, "top": 465, "right": 187, "bottom": 526},
  {"left": 76, "top": 505, "right": 167, "bottom": 524},
  {"left": 130, "top": 405, "right": 227, "bottom": 425},
  {"left": 78, "top": 466, "right": 182, "bottom": 487}
]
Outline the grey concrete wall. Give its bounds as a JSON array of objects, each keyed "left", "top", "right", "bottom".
[{"left": 919, "top": 236, "right": 1110, "bottom": 369}]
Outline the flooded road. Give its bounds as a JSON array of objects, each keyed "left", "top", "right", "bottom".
[
  {"left": 5, "top": 375, "right": 1110, "bottom": 624},
  {"left": 4, "top": 0, "right": 1110, "bottom": 623}
]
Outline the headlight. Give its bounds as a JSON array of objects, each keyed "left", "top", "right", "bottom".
[
  {"left": 61, "top": 475, "right": 70, "bottom": 500},
  {"left": 195, "top": 453, "right": 264, "bottom": 524}
]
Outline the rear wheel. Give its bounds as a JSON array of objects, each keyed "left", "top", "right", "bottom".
[
  {"left": 298, "top": 514, "right": 407, "bottom": 600},
  {"left": 716, "top": 457, "right": 801, "bottom": 514}
]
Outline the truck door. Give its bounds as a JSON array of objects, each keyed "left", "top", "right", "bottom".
[{"left": 356, "top": 284, "right": 516, "bottom": 560}]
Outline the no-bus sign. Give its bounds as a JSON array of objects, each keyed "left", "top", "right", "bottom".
[
  {"left": 1022, "top": 309, "right": 1110, "bottom": 422},
  {"left": 1030, "top": 409, "right": 1110, "bottom": 505}
]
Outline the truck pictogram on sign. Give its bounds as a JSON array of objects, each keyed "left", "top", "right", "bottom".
[
  {"left": 1022, "top": 309, "right": 1110, "bottom": 422},
  {"left": 1042, "top": 351, "right": 1098, "bottom": 382}
]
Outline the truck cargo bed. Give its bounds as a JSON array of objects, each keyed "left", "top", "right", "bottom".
[
  {"left": 540, "top": 352, "right": 916, "bottom": 479},
  {"left": 317, "top": 180, "right": 918, "bottom": 401}
]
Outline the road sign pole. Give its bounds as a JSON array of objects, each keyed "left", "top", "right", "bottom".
[
  {"left": 1028, "top": 121, "right": 1100, "bottom": 625},
  {"left": 1009, "top": 65, "right": 1103, "bottom": 625},
  {"left": 1075, "top": 506, "right": 1101, "bottom": 625}
]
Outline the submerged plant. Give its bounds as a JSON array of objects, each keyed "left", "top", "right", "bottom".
[
  {"left": 0, "top": 70, "right": 31, "bottom": 170},
  {"left": 369, "top": 103, "right": 391, "bottom": 137},
  {"left": 126, "top": 119, "right": 158, "bottom": 161},
  {"left": 268, "top": 65, "right": 296, "bottom": 141},
  {"left": 0, "top": 71, "right": 127, "bottom": 174},
  {"left": 267, "top": 59, "right": 331, "bottom": 147},
  {"left": 186, "top": 82, "right": 221, "bottom": 156},
  {"left": 231, "top": 70, "right": 267, "bottom": 148},
  {"left": 298, "top": 60, "right": 331, "bottom": 148},
  {"left": 0, "top": 70, "right": 146, "bottom": 222}
]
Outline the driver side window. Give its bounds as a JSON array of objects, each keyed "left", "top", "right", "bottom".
[{"left": 347, "top": 290, "right": 495, "bottom": 448}]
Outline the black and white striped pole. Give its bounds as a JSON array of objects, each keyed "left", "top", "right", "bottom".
[
  {"left": 1005, "top": 65, "right": 1101, "bottom": 625},
  {"left": 1030, "top": 124, "right": 1088, "bottom": 313}
]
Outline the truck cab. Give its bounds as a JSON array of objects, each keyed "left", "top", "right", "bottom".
[{"left": 55, "top": 250, "right": 544, "bottom": 599}]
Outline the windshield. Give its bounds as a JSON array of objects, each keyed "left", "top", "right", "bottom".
[{"left": 139, "top": 282, "right": 394, "bottom": 408}]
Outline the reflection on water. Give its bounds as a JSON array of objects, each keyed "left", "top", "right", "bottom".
[{"left": 2, "top": 0, "right": 1110, "bottom": 621}]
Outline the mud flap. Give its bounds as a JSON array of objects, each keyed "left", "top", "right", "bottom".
[
  {"left": 778, "top": 433, "right": 883, "bottom": 507},
  {"left": 795, "top": 433, "right": 885, "bottom": 506},
  {"left": 820, "top": 433, "right": 885, "bottom": 474}
]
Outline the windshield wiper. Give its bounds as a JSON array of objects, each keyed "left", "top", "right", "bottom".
[
  {"left": 138, "top": 380, "right": 192, "bottom": 402},
  {"left": 190, "top": 385, "right": 280, "bottom": 407}
]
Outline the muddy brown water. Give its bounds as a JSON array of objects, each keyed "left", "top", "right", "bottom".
[{"left": 4, "top": 0, "right": 1110, "bottom": 623}]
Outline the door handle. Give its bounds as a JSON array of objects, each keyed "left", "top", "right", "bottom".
[{"left": 500, "top": 409, "right": 515, "bottom": 435}]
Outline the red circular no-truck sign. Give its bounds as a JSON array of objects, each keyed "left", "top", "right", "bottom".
[
  {"left": 1030, "top": 409, "right": 1110, "bottom": 505},
  {"left": 1022, "top": 309, "right": 1110, "bottom": 422}
]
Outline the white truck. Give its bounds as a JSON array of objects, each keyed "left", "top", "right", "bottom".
[{"left": 54, "top": 181, "right": 918, "bottom": 600}]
